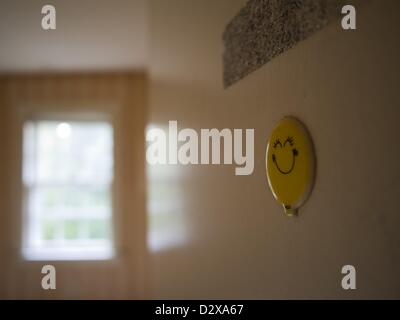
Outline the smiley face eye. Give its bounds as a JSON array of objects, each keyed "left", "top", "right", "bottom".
[
  {"left": 273, "top": 139, "right": 282, "bottom": 149},
  {"left": 284, "top": 136, "right": 294, "bottom": 147}
]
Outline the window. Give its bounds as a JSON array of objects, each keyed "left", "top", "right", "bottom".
[{"left": 22, "top": 118, "right": 114, "bottom": 260}]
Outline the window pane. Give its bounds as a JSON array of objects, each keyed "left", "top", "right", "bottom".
[{"left": 22, "top": 119, "right": 114, "bottom": 260}]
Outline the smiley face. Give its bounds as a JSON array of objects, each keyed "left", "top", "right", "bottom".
[
  {"left": 266, "top": 117, "right": 315, "bottom": 216},
  {"left": 272, "top": 136, "right": 299, "bottom": 175}
]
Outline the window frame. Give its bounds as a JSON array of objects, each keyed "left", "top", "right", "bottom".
[{"left": 16, "top": 104, "right": 120, "bottom": 262}]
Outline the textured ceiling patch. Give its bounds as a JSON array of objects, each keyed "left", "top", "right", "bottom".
[{"left": 223, "top": 0, "right": 344, "bottom": 88}]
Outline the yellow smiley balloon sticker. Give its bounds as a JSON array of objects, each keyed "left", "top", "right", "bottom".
[{"left": 266, "top": 117, "right": 315, "bottom": 216}]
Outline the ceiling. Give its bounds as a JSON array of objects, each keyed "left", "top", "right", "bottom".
[{"left": 0, "top": 0, "right": 148, "bottom": 73}]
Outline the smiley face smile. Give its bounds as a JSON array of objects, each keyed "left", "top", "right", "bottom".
[{"left": 272, "top": 137, "right": 299, "bottom": 175}]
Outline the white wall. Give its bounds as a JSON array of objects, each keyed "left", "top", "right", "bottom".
[
  {"left": 0, "top": 0, "right": 148, "bottom": 72},
  {"left": 148, "top": 0, "right": 400, "bottom": 299}
]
